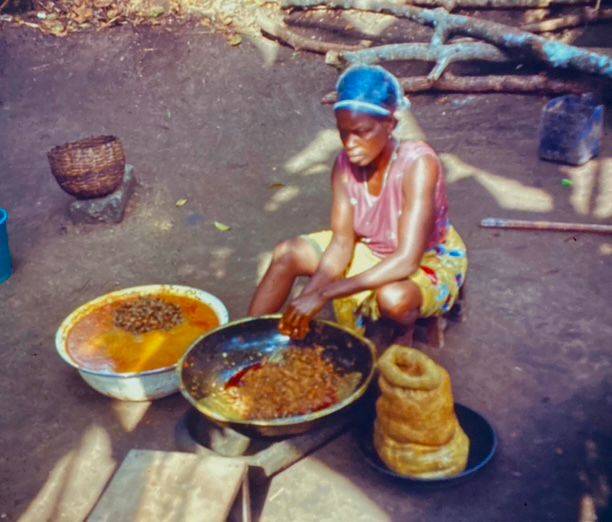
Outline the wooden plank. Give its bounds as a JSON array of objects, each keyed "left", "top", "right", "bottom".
[
  {"left": 249, "top": 421, "right": 349, "bottom": 480},
  {"left": 88, "top": 450, "right": 247, "bottom": 522},
  {"left": 228, "top": 474, "right": 252, "bottom": 522}
]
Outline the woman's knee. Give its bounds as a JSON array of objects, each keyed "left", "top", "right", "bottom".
[
  {"left": 271, "top": 237, "right": 318, "bottom": 274},
  {"left": 272, "top": 238, "right": 299, "bottom": 265},
  {"left": 376, "top": 282, "right": 421, "bottom": 322}
]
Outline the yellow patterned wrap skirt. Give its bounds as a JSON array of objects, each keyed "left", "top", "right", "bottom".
[{"left": 302, "top": 226, "right": 467, "bottom": 332}]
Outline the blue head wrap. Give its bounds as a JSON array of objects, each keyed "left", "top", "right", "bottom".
[{"left": 334, "top": 65, "right": 411, "bottom": 118}]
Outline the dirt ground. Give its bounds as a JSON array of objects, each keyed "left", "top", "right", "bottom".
[{"left": 0, "top": 20, "right": 611, "bottom": 522}]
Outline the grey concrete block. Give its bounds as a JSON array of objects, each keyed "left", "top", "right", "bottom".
[{"left": 69, "top": 164, "right": 135, "bottom": 224}]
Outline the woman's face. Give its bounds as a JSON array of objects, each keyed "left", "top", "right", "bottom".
[{"left": 336, "top": 110, "right": 395, "bottom": 167}]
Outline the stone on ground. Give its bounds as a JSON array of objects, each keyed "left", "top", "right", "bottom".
[{"left": 69, "top": 164, "right": 136, "bottom": 224}]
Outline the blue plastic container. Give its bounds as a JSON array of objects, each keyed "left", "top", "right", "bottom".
[{"left": 0, "top": 208, "right": 13, "bottom": 284}]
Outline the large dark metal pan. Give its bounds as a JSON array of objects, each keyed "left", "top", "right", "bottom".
[
  {"left": 354, "top": 403, "right": 498, "bottom": 488},
  {"left": 178, "top": 315, "right": 377, "bottom": 437}
]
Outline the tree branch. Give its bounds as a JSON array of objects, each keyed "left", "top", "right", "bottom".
[
  {"left": 257, "top": 13, "right": 368, "bottom": 53},
  {"left": 431, "top": 10, "right": 452, "bottom": 45},
  {"left": 321, "top": 72, "right": 587, "bottom": 98},
  {"left": 325, "top": 41, "right": 510, "bottom": 80},
  {"left": 282, "top": 0, "right": 612, "bottom": 79},
  {"left": 378, "top": 0, "right": 592, "bottom": 8},
  {"left": 283, "top": 0, "right": 595, "bottom": 9},
  {"left": 521, "top": 7, "right": 612, "bottom": 33}
]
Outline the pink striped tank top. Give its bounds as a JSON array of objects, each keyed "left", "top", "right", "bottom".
[{"left": 340, "top": 141, "right": 449, "bottom": 258}]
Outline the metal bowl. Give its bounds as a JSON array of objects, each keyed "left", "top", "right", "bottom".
[
  {"left": 55, "top": 285, "right": 229, "bottom": 401},
  {"left": 178, "top": 315, "right": 377, "bottom": 437}
]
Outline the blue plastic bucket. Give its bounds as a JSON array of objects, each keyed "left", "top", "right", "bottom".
[{"left": 0, "top": 208, "right": 13, "bottom": 284}]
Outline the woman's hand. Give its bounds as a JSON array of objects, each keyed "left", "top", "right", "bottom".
[{"left": 279, "top": 290, "right": 327, "bottom": 340}]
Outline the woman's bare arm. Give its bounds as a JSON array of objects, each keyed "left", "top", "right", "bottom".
[
  {"left": 301, "top": 158, "right": 356, "bottom": 294},
  {"left": 279, "top": 157, "right": 355, "bottom": 337}
]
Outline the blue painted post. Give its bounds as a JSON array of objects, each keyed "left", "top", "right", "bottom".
[{"left": 0, "top": 208, "right": 13, "bottom": 284}]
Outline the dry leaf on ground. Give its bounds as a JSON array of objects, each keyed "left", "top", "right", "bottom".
[
  {"left": 227, "top": 34, "right": 242, "bottom": 46},
  {"left": 214, "top": 221, "right": 231, "bottom": 232}
]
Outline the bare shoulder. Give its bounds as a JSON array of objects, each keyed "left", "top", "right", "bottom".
[
  {"left": 331, "top": 152, "right": 351, "bottom": 186},
  {"left": 403, "top": 153, "right": 439, "bottom": 195}
]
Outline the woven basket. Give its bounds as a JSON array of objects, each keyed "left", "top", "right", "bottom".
[{"left": 48, "top": 135, "right": 126, "bottom": 199}]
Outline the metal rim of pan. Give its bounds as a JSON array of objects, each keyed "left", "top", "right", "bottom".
[{"left": 177, "top": 314, "right": 378, "bottom": 428}]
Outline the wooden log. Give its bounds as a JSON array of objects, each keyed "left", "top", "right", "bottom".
[
  {"left": 282, "top": 0, "right": 612, "bottom": 79},
  {"left": 257, "top": 13, "right": 368, "bottom": 53},
  {"left": 402, "top": 72, "right": 588, "bottom": 92},
  {"left": 321, "top": 72, "right": 587, "bottom": 98},
  {"left": 480, "top": 217, "right": 612, "bottom": 234},
  {"left": 521, "top": 7, "right": 612, "bottom": 33},
  {"left": 388, "top": 0, "right": 591, "bottom": 9}
]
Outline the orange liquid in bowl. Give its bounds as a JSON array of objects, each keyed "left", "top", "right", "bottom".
[{"left": 66, "top": 293, "right": 220, "bottom": 373}]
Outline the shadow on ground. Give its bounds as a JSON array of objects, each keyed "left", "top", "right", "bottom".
[{"left": 0, "top": 22, "right": 610, "bottom": 521}]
